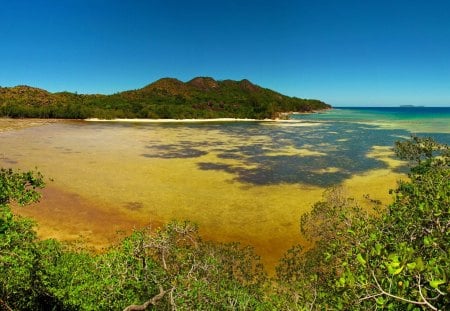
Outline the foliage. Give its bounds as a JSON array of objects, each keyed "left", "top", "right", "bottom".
[
  {"left": 40, "top": 221, "right": 269, "bottom": 310},
  {"left": 0, "top": 78, "right": 330, "bottom": 120},
  {"left": 126, "top": 221, "right": 268, "bottom": 310},
  {"left": 0, "top": 168, "right": 45, "bottom": 206},
  {"left": 277, "top": 136, "right": 449, "bottom": 310},
  {"left": 275, "top": 187, "right": 374, "bottom": 309},
  {"left": 38, "top": 234, "right": 163, "bottom": 310},
  {"left": 0, "top": 169, "right": 45, "bottom": 310}
]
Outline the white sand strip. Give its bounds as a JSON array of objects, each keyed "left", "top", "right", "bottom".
[{"left": 85, "top": 118, "right": 274, "bottom": 123}]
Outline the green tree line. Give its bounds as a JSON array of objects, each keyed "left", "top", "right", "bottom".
[
  {"left": 1, "top": 136, "right": 448, "bottom": 310},
  {"left": 0, "top": 79, "right": 331, "bottom": 120}
]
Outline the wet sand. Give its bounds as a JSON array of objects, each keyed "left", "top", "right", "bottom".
[
  {"left": 13, "top": 185, "right": 161, "bottom": 250},
  {"left": 0, "top": 118, "right": 58, "bottom": 132}
]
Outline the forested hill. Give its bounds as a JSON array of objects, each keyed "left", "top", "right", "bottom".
[{"left": 0, "top": 77, "right": 330, "bottom": 119}]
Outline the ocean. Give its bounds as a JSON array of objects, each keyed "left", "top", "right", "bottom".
[
  {"left": 292, "top": 106, "right": 450, "bottom": 136},
  {"left": 1, "top": 107, "right": 449, "bottom": 269}
]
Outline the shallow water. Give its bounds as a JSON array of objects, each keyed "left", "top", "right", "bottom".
[
  {"left": 294, "top": 107, "right": 450, "bottom": 134},
  {"left": 1, "top": 109, "right": 449, "bottom": 270}
]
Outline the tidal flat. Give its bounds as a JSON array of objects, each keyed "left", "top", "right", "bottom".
[{"left": 3, "top": 111, "right": 447, "bottom": 270}]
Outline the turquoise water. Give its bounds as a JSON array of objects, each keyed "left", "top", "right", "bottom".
[
  {"left": 292, "top": 107, "right": 450, "bottom": 135},
  {"left": 298, "top": 107, "right": 450, "bottom": 121}
]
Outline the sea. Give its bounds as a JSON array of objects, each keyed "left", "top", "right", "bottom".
[
  {"left": 1, "top": 106, "right": 449, "bottom": 269},
  {"left": 293, "top": 106, "right": 450, "bottom": 136}
]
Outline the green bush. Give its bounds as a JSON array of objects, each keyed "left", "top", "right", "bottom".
[
  {"left": 277, "top": 136, "right": 449, "bottom": 310},
  {"left": 0, "top": 169, "right": 46, "bottom": 310}
]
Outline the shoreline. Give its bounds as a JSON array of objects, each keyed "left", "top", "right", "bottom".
[
  {"left": 85, "top": 117, "right": 275, "bottom": 123},
  {"left": 0, "top": 108, "right": 330, "bottom": 126},
  {"left": 84, "top": 110, "right": 331, "bottom": 123}
]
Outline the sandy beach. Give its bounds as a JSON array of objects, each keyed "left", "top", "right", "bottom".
[{"left": 85, "top": 117, "right": 272, "bottom": 123}]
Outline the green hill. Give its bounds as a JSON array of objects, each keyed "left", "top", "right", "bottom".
[{"left": 0, "top": 77, "right": 330, "bottom": 119}]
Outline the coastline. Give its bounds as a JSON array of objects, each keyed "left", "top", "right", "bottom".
[
  {"left": 85, "top": 117, "right": 276, "bottom": 123},
  {"left": 0, "top": 118, "right": 59, "bottom": 133},
  {"left": 84, "top": 110, "right": 331, "bottom": 123},
  {"left": 0, "top": 108, "right": 330, "bottom": 128}
]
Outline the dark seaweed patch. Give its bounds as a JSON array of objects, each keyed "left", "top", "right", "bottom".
[
  {"left": 124, "top": 201, "right": 144, "bottom": 211},
  {"left": 142, "top": 147, "right": 207, "bottom": 159},
  {"left": 1, "top": 157, "right": 18, "bottom": 164},
  {"left": 197, "top": 162, "right": 234, "bottom": 172}
]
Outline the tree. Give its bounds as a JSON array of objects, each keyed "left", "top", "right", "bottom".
[
  {"left": 277, "top": 136, "right": 449, "bottom": 310},
  {"left": 0, "top": 168, "right": 45, "bottom": 310},
  {"left": 118, "top": 221, "right": 268, "bottom": 310}
]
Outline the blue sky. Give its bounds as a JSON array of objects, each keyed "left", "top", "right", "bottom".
[{"left": 0, "top": 0, "right": 449, "bottom": 106}]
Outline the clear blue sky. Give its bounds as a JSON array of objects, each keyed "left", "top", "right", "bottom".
[{"left": 1, "top": 0, "right": 449, "bottom": 106}]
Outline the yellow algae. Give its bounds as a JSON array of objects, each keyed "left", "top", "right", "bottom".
[
  {"left": 12, "top": 147, "right": 323, "bottom": 269},
  {"left": 367, "top": 145, "right": 406, "bottom": 169},
  {"left": 355, "top": 120, "right": 450, "bottom": 134},
  {"left": 343, "top": 168, "right": 405, "bottom": 210},
  {"left": 2, "top": 120, "right": 409, "bottom": 272},
  {"left": 339, "top": 146, "right": 407, "bottom": 209},
  {"left": 343, "top": 146, "right": 407, "bottom": 210},
  {"left": 312, "top": 167, "right": 342, "bottom": 174}
]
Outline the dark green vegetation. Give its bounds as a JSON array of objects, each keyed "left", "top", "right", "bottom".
[
  {"left": 0, "top": 77, "right": 330, "bottom": 119},
  {"left": 1, "top": 137, "right": 448, "bottom": 310},
  {"left": 277, "top": 136, "right": 449, "bottom": 310}
]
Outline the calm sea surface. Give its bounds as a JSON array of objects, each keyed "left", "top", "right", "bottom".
[
  {"left": 293, "top": 106, "right": 450, "bottom": 136},
  {"left": 1, "top": 107, "right": 449, "bottom": 269}
]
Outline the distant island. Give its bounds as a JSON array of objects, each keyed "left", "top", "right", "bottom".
[
  {"left": 399, "top": 105, "right": 425, "bottom": 107},
  {"left": 0, "top": 77, "right": 330, "bottom": 120}
]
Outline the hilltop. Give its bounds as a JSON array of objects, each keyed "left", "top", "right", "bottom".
[{"left": 0, "top": 77, "right": 330, "bottom": 119}]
